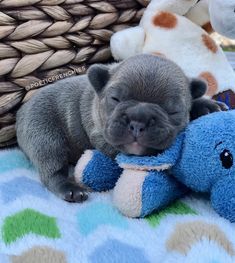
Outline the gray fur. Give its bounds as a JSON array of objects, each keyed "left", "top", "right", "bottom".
[{"left": 16, "top": 54, "right": 223, "bottom": 202}]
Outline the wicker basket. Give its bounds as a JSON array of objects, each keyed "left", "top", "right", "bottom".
[{"left": 0, "top": 0, "right": 148, "bottom": 147}]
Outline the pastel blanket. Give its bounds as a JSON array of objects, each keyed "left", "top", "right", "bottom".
[{"left": 1, "top": 149, "right": 235, "bottom": 263}]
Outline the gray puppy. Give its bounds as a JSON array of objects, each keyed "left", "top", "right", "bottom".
[{"left": 16, "top": 54, "right": 225, "bottom": 202}]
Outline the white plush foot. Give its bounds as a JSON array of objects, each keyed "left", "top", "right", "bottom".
[
  {"left": 110, "top": 26, "right": 145, "bottom": 61},
  {"left": 74, "top": 150, "right": 94, "bottom": 187},
  {"left": 113, "top": 170, "right": 148, "bottom": 218}
]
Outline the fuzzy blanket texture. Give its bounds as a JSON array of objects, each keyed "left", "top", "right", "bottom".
[{"left": 1, "top": 149, "right": 235, "bottom": 263}]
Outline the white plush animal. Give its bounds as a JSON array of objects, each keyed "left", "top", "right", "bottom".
[
  {"left": 111, "top": 0, "right": 235, "bottom": 98},
  {"left": 209, "top": 0, "right": 235, "bottom": 39}
]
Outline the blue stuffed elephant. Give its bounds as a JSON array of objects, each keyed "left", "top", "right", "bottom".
[{"left": 75, "top": 110, "right": 235, "bottom": 222}]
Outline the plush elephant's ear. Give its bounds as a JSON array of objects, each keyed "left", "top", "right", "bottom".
[
  {"left": 190, "top": 78, "right": 207, "bottom": 99},
  {"left": 87, "top": 64, "right": 110, "bottom": 94}
]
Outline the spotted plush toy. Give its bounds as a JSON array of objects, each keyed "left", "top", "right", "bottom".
[
  {"left": 75, "top": 110, "right": 235, "bottom": 222},
  {"left": 111, "top": 0, "right": 235, "bottom": 103}
]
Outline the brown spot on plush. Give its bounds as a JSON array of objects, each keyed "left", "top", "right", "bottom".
[
  {"left": 202, "top": 34, "right": 218, "bottom": 53},
  {"left": 152, "top": 12, "right": 177, "bottom": 29},
  {"left": 199, "top": 72, "right": 218, "bottom": 96},
  {"left": 202, "top": 22, "right": 214, "bottom": 34},
  {"left": 166, "top": 221, "right": 235, "bottom": 256},
  {"left": 151, "top": 52, "right": 166, "bottom": 58},
  {"left": 11, "top": 246, "right": 67, "bottom": 263}
]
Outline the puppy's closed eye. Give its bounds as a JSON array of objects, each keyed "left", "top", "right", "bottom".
[
  {"left": 107, "top": 96, "right": 120, "bottom": 107},
  {"left": 148, "top": 117, "right": 156, "bottom": 127},
  {"left": 111, "top": 96, "right": 120, "bottom": 103},
  {"left": 168, "top": 111, "right": 181, "bottom": 116}
]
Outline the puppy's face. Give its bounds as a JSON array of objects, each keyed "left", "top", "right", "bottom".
[{"left": 88, "top": 55, "right": 206, "bottom": 156}]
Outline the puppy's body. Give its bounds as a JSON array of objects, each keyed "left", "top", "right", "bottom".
[
  {"left": 17, "top": 76, "right": 92, "bottom": 163},
  {"left": 16, "top": 54, "right": 221, "bottom": 202},
  {"left": 17, "top": 75, "right": 117, "bottom": 200}
]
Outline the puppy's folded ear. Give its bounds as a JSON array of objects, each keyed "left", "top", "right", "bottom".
[
  {"left": 87, "top": 64, "right": 110, "bottom": 93},
  {"left": 189, "top": 78, "right": 207, "bottom": 99}
]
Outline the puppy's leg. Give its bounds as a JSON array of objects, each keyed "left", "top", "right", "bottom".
[
  {"left": 42, "top": 164, "right": 88, "bottom": 203},
  {"left": 190, "top": 98, "right": 228, "bottom": 120},
  {"left": 19, "top": 125, "right": 88, "bottom": 202}
]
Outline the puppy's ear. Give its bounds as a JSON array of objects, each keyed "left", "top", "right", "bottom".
[
  {"left": 87, "top": 64, "right": 110, "bottom": 93},
  {"left": 189, "top": 78, "right": 207, "bottom": 99}
]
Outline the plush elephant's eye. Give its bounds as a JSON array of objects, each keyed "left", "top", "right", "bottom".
[{"left": 220, "top": 149, "right": 233, "bottom": 169}]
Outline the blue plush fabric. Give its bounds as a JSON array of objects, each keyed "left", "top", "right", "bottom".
[
  {"left": 173, "top": 110, "right": 235, "bottom": 222},
  {"left": 211, "top": 175, "right": 235, "bottom": 223},
  {"left": 82, "top": 150, "right": 122, "bottom": 191},
  {"left": 173, "top": 110, "right": 235, "bottom": 192},
  {"left": 141, "top": 171, "right": 187, "bottom": 217},
  {"left": 79, "top": 110, "right": 235, "bottom": 221},
  {"left": 116, "top": 133, "right": 184, "bottom": 170}
]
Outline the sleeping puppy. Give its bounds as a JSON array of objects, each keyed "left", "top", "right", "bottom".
[{"left": 16, "top": 54, "right": 226, "bottom": 202}]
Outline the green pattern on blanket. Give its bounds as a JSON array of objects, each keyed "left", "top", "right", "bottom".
[
  {"left": 145, "top": 200, "right": 197, "bottom": 227},
  {"left": 2, "top": 208, "right": 61, "bottom": 244}
]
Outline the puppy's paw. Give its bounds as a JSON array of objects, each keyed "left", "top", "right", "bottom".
[
  {"left": 190, "top": 98, "right": 228, "bottom": 120},
  {"left": 59, "top": 182, "right": 88, "bottom": 203}
]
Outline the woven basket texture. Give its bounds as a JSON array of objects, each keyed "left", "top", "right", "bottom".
[{"left": 0, "top": 0, "right": 148, "bottom": 147}]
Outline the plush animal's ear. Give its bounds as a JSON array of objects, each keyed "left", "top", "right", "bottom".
[
  {"left": 189, "top": 78, "right": 207, "bottom": 99},
  {"left": 87, "top": 64, "right": 110, "bottom": 93}
]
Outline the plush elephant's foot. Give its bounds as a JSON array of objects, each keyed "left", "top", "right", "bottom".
[
  {"left": 113, "top": 170, "right": 187, "bottom": 218},
  {"left": 113, "top": 170, "right": 148, "bottom": 218},
  {"left": 74, "top": 150, "right": 122, "bottom": 192},
  {"left": 140, "top": 171, "right": 188, "bottom": 217},
  {"left": 211, "top": 176, "right": 235, "bottom": 222}
]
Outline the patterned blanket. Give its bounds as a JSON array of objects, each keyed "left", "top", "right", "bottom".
[{"left": 1, "top": 149, "right": 235, "bottom": 263}]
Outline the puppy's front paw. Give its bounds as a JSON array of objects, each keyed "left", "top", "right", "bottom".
[
  {"left": 59, "top": 182, "right": 88, "bottom": 203},
  {"left": 190, "top": 98, "right": 228, "bottom": 120}
]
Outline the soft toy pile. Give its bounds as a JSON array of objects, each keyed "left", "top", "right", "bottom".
[
  {"left": 110, "top": 0, "right": 235, "bottom": 102},
  {"left": 75, "top": 110, "right": 235, "bottom": 222}
]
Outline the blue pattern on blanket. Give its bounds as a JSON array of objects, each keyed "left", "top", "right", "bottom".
[
  {"left": 77, "top": 202, "right": 128, "bottom": 236},
  {"left": 0, "top": 149, "right": 34, "bottom": 173},
  {"left": 89, "top": 239, "right": 150, "bottom": 263},
  {"left": 0, "top": 177, "right": 49, "bottom": 203}
]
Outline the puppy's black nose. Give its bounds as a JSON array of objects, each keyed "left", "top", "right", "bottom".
[{"left": 129, "top": 121, "right": 146, "bottom": 137}]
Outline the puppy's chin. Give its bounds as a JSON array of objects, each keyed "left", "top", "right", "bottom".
[
  {"left": 121, "top": 142, "right": 160, "bottom": 156},
  {"left": 123, "top": 142, "right": 147, "bottom": 156}
]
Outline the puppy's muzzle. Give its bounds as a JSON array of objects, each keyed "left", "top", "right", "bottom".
[{"left": 129, "top": 121, "right": 146, "bottom": 138}]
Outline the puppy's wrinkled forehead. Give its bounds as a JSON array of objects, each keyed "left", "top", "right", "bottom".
[{"left": 109, "top": 55, "right": 188, "bottom": 103}]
